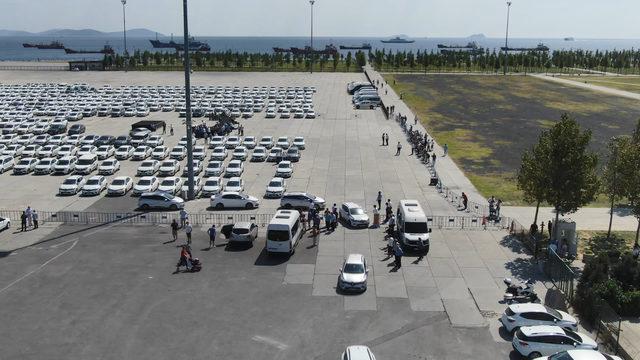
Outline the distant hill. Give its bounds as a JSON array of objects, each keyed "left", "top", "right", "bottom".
[
  {"left": 0, "top": 28, "right": 162, "bottom": 37},
  {"left": 468, "top": 33, "right": 486, "bottom": 39}
]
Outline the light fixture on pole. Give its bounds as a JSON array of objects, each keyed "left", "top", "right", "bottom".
[
  {"left": 309, "top": 0, "right": 315, "bottom": 74},
  {"left": 182, "top": 0, "right": 195, "bottom": 200},
  {"left": 121, "top": 0, "right": 128, "bottom": 57},
  {"left": 504, "top": 1, "right": 512, "bottom": 75}
]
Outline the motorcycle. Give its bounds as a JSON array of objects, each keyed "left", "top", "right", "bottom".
[{"left": 503, "top": 278, "right": 539, "bottom": 304}]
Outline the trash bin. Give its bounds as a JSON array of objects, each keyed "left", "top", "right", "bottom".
[{"left": 373, "top": 213, "right": 380, "bottom": 227}]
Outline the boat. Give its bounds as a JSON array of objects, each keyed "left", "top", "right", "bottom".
[
  {"left": 149, "top": 34, "right": 209, "bottom": 51},
  {"left": 274, "top": 44, "right": 338, "bottom": 56},
  {"left": 339, "top": 43, "right": 372, "bottom": 50},
  {"left": 64, "top": 45, "right": 115, "bottom": 55},
  {"left": 501, "top": 43, "right": 549, "bottom": 52},
  {"left": 22, "top": 41, "right": 65, "bottom": 50},
  {"left": 564, "top": 37, "right": 575, "bottom": 41},
  {"left": 437, "top": 42, "right": 478, "bottom": 49},
  {"left": 380, "top": 36, "right": 414, "bottom": 44}
]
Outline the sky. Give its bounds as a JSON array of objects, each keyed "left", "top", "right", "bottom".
[{"left": 0, "top": 0, "right": 639, "bottom": 39}]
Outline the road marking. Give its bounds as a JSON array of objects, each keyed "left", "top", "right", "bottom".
[
  {"left": 50, "top": 237, "right": 79, "bottom": 249},
  {"left": 251, "top": 335, "right": 289, "bottom": 351},
  {"left": 83, "top": 222, "right": 119, "bottom": 237},
  {"left": 0, "top": 240, "right": 78, "bottom": 295}
]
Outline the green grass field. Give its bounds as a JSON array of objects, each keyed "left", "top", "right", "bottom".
[
  {"left": 560, "top": 76, "right": 640, "bottom": 94},
  {"left": 385, "top": 74, "right": 640, "bottom": 205}
]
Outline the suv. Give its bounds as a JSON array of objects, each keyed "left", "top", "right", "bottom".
[
  {"left": 339, "top": 202, "right": 370, "bottom": 228},
  {"left": 512, "top": 325, "right": 598, "bottom": 359},
  {"left": 341, "top": 345, "right": 376, "bottom": 360},
  {"left": 280, "top": 192, "right": 325, "bottom": 210},
  {"left": 500, "top": 303, "right": 578, "bottom": 333}
]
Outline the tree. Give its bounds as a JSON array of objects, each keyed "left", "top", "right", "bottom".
[
  {"left": 345, "top": 52, "right": 352, "bottom": 71},
  {"left": 517, "top": 132, "right": 551, "bottom": 228},
  {"left": 622, "top": 120, "right": 640, "bottom": 244},
  {"left": 544, "top": 113, "right": 600, "bottom": 240},
  {"left": 603, "top": 136, "right": 632, "bottom": 240}
]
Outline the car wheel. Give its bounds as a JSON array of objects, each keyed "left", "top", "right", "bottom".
[
  {"left": 141, "top": 204, "right": 150, "bottom": 210},
  {"left": 528, "top": 352, "right": 541, "bottom": 359},
  {"left": 215, "top": 203, "right": 224, "bottom": 210},
  {"left": 245, "top": 203, "right": 254, "bottom": 210},
  {"left": 355, "top": 105, "right": 361, "bottom": 109},
  {"left": 169, "top": 204, "right": 178, "bottom": 211},
  {"left": 284, "top": 203, "right": 292, "bottom": 209},
  {"left": 370, "top": 105, "right": 374, "bottom": 109}
]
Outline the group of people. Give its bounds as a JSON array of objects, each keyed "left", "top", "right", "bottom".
[
  {"left": 20, "top": 206, "right": 38, "bottom": 232},
  {"left": 488, "top": 196, "right": 503, "bottom": 220}
]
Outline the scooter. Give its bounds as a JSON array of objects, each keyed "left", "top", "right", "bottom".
[{"left": 503, "top": 278, "right": 539, "bottom": 304}]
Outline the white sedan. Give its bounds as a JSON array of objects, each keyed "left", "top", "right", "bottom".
[
  {"left": 98, "top": 158, "right": 121, "bottom": 175},
  {"left": 265, "top": 177, "right": 286, "bottom": 198},
  {"left": 115, "top": 145, "right": 135, "bottom": 160},
  {"left": 204, "top": 161, "right": 224, "bottom": 176},
  {"left": 34, "top": 158, "right": 57, "bottom": 175},
  {"left": 0, "top": 217, "right": 10, "bottom": 231},
  {"left": 107, "top": 176, "right": 133, "bottom": 196},
  {"left": 152, "top": 146, "right": 170, "bottom": 160},
  {"left": 170, "top": 146, "right": 187, "bottom": 160},
  {"left": 77, "top": 145, "right": 97, "bottom": 157},
  {"left": 59, "top": 175, "right": 86, "bottom": 195},
  {"left": 293, "top": 137, "right": 306, "bottom": 150},
  {"left": 81, "top": 175, "right": 107, "bottom": 196},
  {"left": 201, "top": 176, "right": 222, "bottom": 197},
  {"left": 137, "top": 160, "right": 160, "bottom": 176},
  {"left": 133, "top": 176, "right": 160, "bottom": 196},
  {"left": 225, "top": 177, "right": 244, "bottom": 193},
  {"left": 158, "top": 176, "right": 185, "bottom": 195},
  {"left": 96, "top": 145, "right": 115, "bottom": 160},
  {"left": 211, "top": 146, "right": 228, "bottom": 160},
  {"left": 180, "top": 177, "right": 203, "bottom": 196},
  {"left": 275, "top": 160, "right": 293, "bottom": 178},
  {"left": 12, "top": 158, "right": 38, "bottom": 175},
  {"left": 132, "top": 146, "right": 152, "bottom": 161},
  {"left": 225, "top": 160, "right": 244, "bottom": 177},
  {"left": 210, "top": 192, "right": 259, "bottom": 210},
  {"left": 158, "top": 159, "right": 181, "bottom": 176}
]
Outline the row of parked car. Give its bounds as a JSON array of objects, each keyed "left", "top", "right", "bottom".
[{"left": 347, "top": 82, "right": 381, "bottom": 110}]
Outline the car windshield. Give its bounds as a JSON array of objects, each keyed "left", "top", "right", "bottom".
[
  {"left": 58, "top": 160, "right": 70, "bottom": 165},
  {"left": 548, "top": 352, "right": 573, "bottom": 360},
  {"left": 544, "top": 306, "right": 562, "bottom": 319},
  {"left": 172, "top": 148, "right": 182, "bottom": 153},
  {"left": 112, "top": 179, "right": 126, "bottom": 185},
  {"left": 77, "top": 159, "right": 94, "bottom": 165},
  {"left": 229, "top": 163, "right": 239, "bottom": 168},
  {"left": 232, "top": 228, "right": 249, "bottom": 234},
  {"left": 254, "top": 149, "right": 264, "bottom": 153},
  {"left": 102, "top": 161, "right": 114, "bottom": 166},
  {"left": 278, "top": 164, "right": 289, "bottom": 169},
  {"left": 205, "top": 180, "right": 218, "bottom": 186},
  {"left": 344, "top": 263, "right": 365, "bottom": 274},
  {"left": 267, "top": 230, "right": 289, "bottom": 241},
  {"left": 268, "top": 180, "right": 282, "bottom": 187},
  {"left": 161, "top": 180, "right": 175, "bottom": 186},
  {"left": 138, "top": 179, "right": 151, "bottom": 186},
  {"left": 87, "top": 179, "right": 100, "bottom": 185},
  {"left": 63, "top": 179, "right": 77, "bottom": 185},
  {"left": 227, "top": 181, "right": 240, "bottom": 187},
  {"left": 405, "top": 222, "right": 429, "bottom": 234},
  {"left": 350, "top": 208, "right": 365, "bottom": 215},
  {"left": 141, "top": 162, "right": 154, "bottom": 167},
  {"left": 162, "top": 162, "right": 174, "bottom": 167},
  {"left": 40, "top": 160, "right": 52, "bottom": 165},
  {"left": 18, "top": 160, "right": 31, "bottom": 165}
]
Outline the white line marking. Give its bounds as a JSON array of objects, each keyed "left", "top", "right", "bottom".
[
  {"left": 251, "top": 335, "right": 289, "bottom": 351},
  {"left": 0, "top": 240, "right": 78, "bottom": 294},
  {"left": 83, "top": 222, "right": 119, "bottom": 238},
  {"left": 50, "top": 237, "right": 79, "bottom": 249}
]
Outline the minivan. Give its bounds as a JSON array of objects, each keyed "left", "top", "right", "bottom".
[
  {"left": 266, "top": 210, "right": 302, "bottom": 254},
  {"left": 396, "top": 200, "right": 431, "bottom": 251}
]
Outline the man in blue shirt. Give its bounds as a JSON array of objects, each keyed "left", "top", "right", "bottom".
[{"left": 207, "top": 224, "right": 217, "bottom": 249}]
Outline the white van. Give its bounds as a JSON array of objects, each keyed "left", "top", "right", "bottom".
[
  {"left": 74, "top": 154, "right": 98, "bottom": 175},
  {"left": 396, "top": 200, "right": 431, "bottom": 251},
  {"left": 266, "top": 209, "right": 302, "bottom": 255}
]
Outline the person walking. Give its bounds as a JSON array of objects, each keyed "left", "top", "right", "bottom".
[
  {"left": 393, "top": 240, "right": 404, "bottom": 268},
  {"left": 170, "top": 125, "right": 174, "bottom": 136},
  {"left": 171, "top": 219, "right": 179, "bottom": 242},
  {"left": 431, "top": 153, "right": 437, "bottom": 165},
  {"left": 461, "top": 192, "right": 468, "bottom": 211},
  {"left": 25, "top": 206, "right": 33, "bottom": 228},
  {"left": 162, "top": 122, "right": 166, "bottom": 134},
  {"left": 443, "top": 143, "right": 448, "bottom": 157},
  {"left": 185, "top": 221, "right": 193, "bottom": 245},
  {"left": 32, "top": 210, "right": 39, "bottom": 229},
  {"left": 376, "top": 191, "right": 383, "bottom": 209},
  {"left": 20, "top": 211, "right": 27, "bottom": 232},
  {"left": 395, "top": 141, "right": 402, "bottom": 156},
  {"left": 179, "top": 209, "right": 188, "bottom": 228},
  {"left": 207, "top": 224, "right": 217, "bottom": 249}
]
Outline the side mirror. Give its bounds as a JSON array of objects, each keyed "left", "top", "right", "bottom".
[
  {"left": 573, "top": 343, "right": 578, "bottom": 347},
  {"left": 366, "top": 268, "right": 370, "bottom": 273},
  {"left": 338, "top": 267, "right": 343, "bottom": 273},
  {"left": 428, "top": 229, "right": 432, "bottom": 233}
]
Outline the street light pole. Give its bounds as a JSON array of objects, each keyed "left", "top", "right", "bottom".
[
  {"left": 121, "top": 0, "right": 128, "bottom": 56},
  {"left": 503, "top": 1, "right": 512, "bottom": 75},
  {"left": 182, "top": 0, "right": 195, "bottom": 200},
  {"left": 309, "top": 0, "right": 315, "bottom": 74}
]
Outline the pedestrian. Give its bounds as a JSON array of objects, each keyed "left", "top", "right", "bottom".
[
  {"left": 381, "top": 133, "right": 385, "bottom": 146},
  {"left": 540, "top": 221, "right": 545, "bottom": 236},
  {"left": 383, "top": 200, "right": 390, "bottom": 222},
  {"left": 395, "top": 141, "right": 402, "bottom": 156},
  {"left": 332, "top": 203, "right": 338, "bottom": 217},
  {"left": 300, "top": 211, "right": 307, "bottom": 231},
  {"left": 376, "top": 191, "right": 383, "bottom": 209},
  {"left": 26, "top": 206, "right": 33, "bottom": 228},
  {"left": 388, "top": 214, "right": 396, "bottom": 234},
  {"left": 171, "top": 219, "right": 179, "bottom": 241},
  {"left": 431, "top": 153, "right": 436, "bottom": 165},
  {"left": 496, "top": 199, "right": 502, "bottom": 218},
  {"left": 385, "top": 133, "right": 389, "bottom": 146},
  {"left": 313, "top": 213, "right": 321, "bottom": 235},
  {"left": 373, "top": 205, "right": 380, "bottom": 228},
  {"left": 20, "top": 211, "right": 27, "bottom": 232},
  {"left": 32, "top": 210, "right": 38, "bottom": 229},
  {"left": 410, "top": 145, "right": 414, "bottom": 156},
  {"left": 162, "top": 122, "right": 166, "bottom": 134},
  {"left": 414, "top": 115, "right": 418, "bottom": 125},
  {"left": 306, "top": 211, "right": 313, "bottom": 230},
  {"left": 177, "top": 245, "right": 192, "bottom": 272},
  {"left": 387, "top": 234, "right": 394, "bottom": 256},
  {"left": 633, "top": 243, "right": 640, "bottom": 259},
  {"left": 324, "top": 210, "right": 332, "bottom": 231},
  {"left": 443, "top": 143, "right": 448, "bottom": 157},
  {"left": 330, "top": 212, "right": 338, "bottom": 231},
  {"left": 461, "top": 192, "right": 468, "bottom": 211},
  {"left": 185, "top": 221, "right": 193, "bottom": 244},
  {"left": 548, "top": 220, "right": 553, "bottom": 239},
  {"left": 180, "top": 209, "right": 188, "bottom": 228},
  {"left": 170, "top": 125, "right": 174, "bottom": 136},
  {"left": 207, "top": 224, "right": 216, "bottom": 249},
  {"left": 393, "top": 240, "right": 404, "bottom": 268},
  {"left": 385, "top": 89, "right": 388, "bottom": 95}
]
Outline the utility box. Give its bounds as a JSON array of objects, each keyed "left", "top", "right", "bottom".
[{"left": 554, "top": 220, "right": 577, "bottom": 258}]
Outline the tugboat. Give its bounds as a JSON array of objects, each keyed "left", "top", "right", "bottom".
[
  {"left": 339, "top": 43, "right": 372, "bottom": 50},
  {"left": 380, "top": 36, "right": 415, "bottom": 44},
  {"left": 22, "top": 41, "right": 65, "bottom": 49},
  {"left": 64, "top": 45, "right": 115, "bottom": 55}
]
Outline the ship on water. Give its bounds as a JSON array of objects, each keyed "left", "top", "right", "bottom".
[
  {"left": 380, "top": 36, "right": 415, "bottom": 44},
  {"left": 564, "top": 37, "right": 575, "bottom": 41},
  {"left": 149, "top": 34, "right": 210, "bottom": 52},
  {"left": 22, "top": 41, "right": 65, "bottom": 50},
  {"left": 501, "top": 43, "right": 549, "bottom": 52},
  {"left": 437, "top": 41, "right": 479, "bottom": 49},
  {"left": 339, "top": 43, "right": 372, "bottom": 50},
  {"left": 64, "top": 45, "right": 115, "bottom": 55},
  {"left": 273, "top": 44, "right": 338, "bottom": 56}
]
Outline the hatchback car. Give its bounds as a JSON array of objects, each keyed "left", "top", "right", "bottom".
[
  {"left": 339, "top": 202, "right": 370, "bottom": 228},
  {"left": 513, "top": 325, "right": 598, "bottom": 359},
  {"left": 532, "top": 349, "right": 622, "bottom": 360},
  {"left": 501, "top": 303, "right": 578, "bottom": 334},
  {"left": 338, "top": 254, "right": 369, "bottom": 292},
  {"left": 228, "top": 222, "right": 258, "bottom": 244}
]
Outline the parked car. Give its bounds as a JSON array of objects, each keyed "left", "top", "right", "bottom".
[
  {"left": 107, "top": 176, "right": 133, "bottom": 196},
  {"left": 338, "top": 254, "right": 369, "bottom": 292},
  {"left": 339, "top": 202, "right": 370, "bottom": 228},
  {"left": 59, "top": 175, "right": 86, "bottom": 195},
  {"left": 138, "top": 191, "right": 185, "bottom": 210},
  {"left": 13, "top": 157, "right": 38, "bottom": 175},
  {"left": 280, "top": 192, "right": 326, "bottom": 210},
  {"left": 0, "top": 155, "right": 15, "bottom": 173},
  {"left": 0, "top": 217, "right": 10, "bottom": 231},
  {"left": 210, "top": 192, "right": 259, "bottom": 210},
  {"left": 151, "top": 146, "right": 170, "bottom": 160},
  {"left": 293, "top": 136, "right": 305, "bottom": 149},
  {"left": 259, "top": 136, "right": 273, "bottom": 148},
  {"left": 341, "top": 345, "right": 376, "bottom": 360},
  {"left": 500, "top": 303, "right": 578, "bottom": 333},
  {"left": 225, "top": 177, "right": 244, "bottom": 193},
  {"left": 158, "top": 176, "right": 185, "bottom": 195},
  {"left": 204, "top": 160, "right": 224, "bottom": 177},
  {"left": 159, "top": 159, "right": 181, "bottom": 177},
  {"left": 228, "top": 222, "right": 258, "bottom": 244},
  {"left": 211, "top": 146, "right": 228, "bottom": 161},
  {"left": 275, "top": 160, "right": 293, "bottom": 178},
  {"left": 81, "top": 175, "right": 107, "bottom": 196},
  {"left": 98, "top": 158, "right": 120, "bottom": 175},
  {"left": 137, "top": 160, "right": 160, "bottom": 176},
  {"left": 265, "top": 177, "right": 286, "bottom": 198},
  {"left": 513, "top": 325, "right": 598, "bottom": 359},
  {"left": 531, "top": 349, "right": 622, "bottom": 360},
  {"left": 225, "top": 160, "right": 244, "bottom": 177},
  {"left": 132, "top": 176, "right": 160, "bottom": 196},
  {"left": 34, "top": 157, "right": 57, "bottom": 175},
  {"left": 115, "top": 145, "right": 135, "bottom": 160}
]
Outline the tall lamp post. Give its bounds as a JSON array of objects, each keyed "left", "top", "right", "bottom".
[
  {"left": 182, "top": 0, "right": 195, "bottom": 200},
  {"left": 309, "top": 0, "right": 315, "bottom": 74},
  {"left": 503, "top": 1, "right": 512, "bottom": 75},
  {"left": 121, "top": 0, "right": 128, "bottom": 56}
]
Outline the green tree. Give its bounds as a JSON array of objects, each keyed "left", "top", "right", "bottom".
[
  {"left": 332, "top": 53, "right": 339, "bottom": 71},
  {"left": 603, "top": 136, "right": 632, "bottom": 240},
  {"left": 517, "top": 132, "right": 551, "bottom": 228},
  {"left": 623, "top": 120, "right": 640, "bottom": 244},
  {"left": 345, "top": 52, "right": 352, "bottom": 71}
]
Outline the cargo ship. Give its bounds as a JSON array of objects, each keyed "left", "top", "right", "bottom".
[
  {"left": 149, "top": 34, "right": 210, "bottom": 51},
  {"left": 381, "top": 36, "right": 414, "bottom": 44},
  {"left": 339, "top": 43, "right": 372, "bottom": 50},
  {"left": 64, "top": 45, "right": 115, "bottom": 55},
  {"left": 501, "top": 43, "right": 549, "bottom": 52},
  {"left": 273, "top": 44, "right": 338, "bottom": 56},
  {"left": 22, "top": 41, "right": 65, "bottom": 49},
  {"left": 437, "top": 42, "right": 479, "bottom": 49}
]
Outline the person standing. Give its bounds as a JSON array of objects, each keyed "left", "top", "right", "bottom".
[
  {"left": 388, "top": 214, "right": 396, "bottom": 235},
  {"left": 396, "top": 141, "right": 402, "bottom": 156},
  {"left": 443, "top": 143, "right": 448, "bottom": 157},
  {"left": 376, "top": 191, "right": 383, "bottom": 209},
  {"left": 431, "top": 153, "right": 436, "bottom": 165},
  {"left": 385, "top": 133, "right": 389, "bottom": 146},
  {"left": 300, "top": 211, "right": 307, "bottom": 231},
  {"left": 207, "top": 224, "right": 217, "bottom": 249},
  {"left": 170, "top": 125, "right": 174, "bottom": 136},
  {"left": 414, "top": 115, "right": 418, "bottom": 125},
  {"left": 381, "top": 133, "right": 385, "bottom": 146},
  {"left": 393, "top": 240, "right": 404, "bottom": 268},
  {"left": 372, "top": 205, "right": 380, "bottom": 228},
  {"left": 171, "top": 219, "right": 179, "bottom": 242},
  {"left": 548, "top": 220, "right": 553, "bottom": 239},
  {"left": 179, "top": 209, "right": 188, "bottom": 228},
  {"left": 496, "top": 199, "right": 502, "bottom": 218},
  {"left": 25, "top": 206, "right": 33, "bottom": 228},
  {"left": 162, "top": 122, "right": 166, "bottom": 134},
  {"left": 20, "top": 211, "right": 27, "bottom": 232},
  {"left": 32, "top": 210, "right": 39, "bottom": 229},
  {"left": 185, "top": 221, "right": 193, "bottom": 245},
  {"left": 324, "top": 210, "right": 332, "bottom": 231},
  {"left": 461, "top": 192, "right": 468, "bottom": 211}
]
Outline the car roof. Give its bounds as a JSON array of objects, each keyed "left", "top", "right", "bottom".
[
  {"left": 345, "top": 254, "right": 365, "bottom": 264},
  {"left": 343, "top": 202, "right": 361, "bottom": 209},
  {"left": 233, "top": 222, "right": 253, "bottom": 229},
  {"left": 345, "top": 345, "right": 374, "bottom": 359},
  {"left": 520, "top": 325, "right": 564, "bottom": 337},
  {"left": 88, "top": 175, "right": 104, "bottom": 180},
  {"left": 509, "top": 303, "right": 547, "bottom": 313},
  {"left": 220, "top": 191, "right": 241, "bottom": 195},
  {"left": 565, "top": 350, "right": 617, "bottom": 360}
]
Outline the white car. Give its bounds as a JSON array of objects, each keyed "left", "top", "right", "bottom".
[
  {"left": 265, "top": 177, "right": 286, "bottom": 198},
  {"left": 232, "top": 146, "right": 248, "bottom": 160},
  {"left": 211, "top": 146, "right": 228, "bottom": 160},
  {"left": 532, "top": 350, "right": 622, "bottom": 360},
  {"left": 513, "top": 325, "right": 598, "bottom": 359},
  {"left": 115, "top": 145, "right": 135, "bottom": 160},
  {"left": 225, "top": 177, "right": 244, "bottom": 193},
  {"left": 34, "top": 157, "right": 57, "bottom": 175},
  {"left": 305, "top": 110, "right": 316, "bottom": 119},
  {"left": 280, "top": 192, "right": 326, "bottom": 210},
  {"left": 81, "top": 175, "right": 107, "bottom": 196},
  {"left": 32, "top": 134, "right": 50, "bottom": 145},
  {"left": 13, "top": 157, "right": 38, "bottom": 175},
  {"left": 3, "top": 144, "right": 25, "bottom": 157},
  {"left": 133, "top": 176, "right": 160, "bottom": 196},
  {"left": 209, "top": 136, "right": 226, "bottom": 148},
  {"left": 15, "top": 134, "right": 35, "bottom": 146},
  {"left": 275, "top": 160, "right": 293, "bottom": 178},
  {"left": 95, "top": 145, "right": 115, "bottom": 160},
  {"left": 159, "top": 159, "right": 181, "bottom": 176},
  {"left": 225, "top": 136, "right": 240, "bottom": 149},
  {"left": 293, "top": 136, "right": 305, "bottom": 150},
  {"left": 259, "top": 136, "right": 273, "bottom": 148},
  {"left": 137, "top": 159, "right": 160, "bottom": 176},
  {"left": 48, "top": 135, "right": 67, "bottom": 146},
  {"left": 98, "top": 158, "right": 120, "bottom": 175},
  {"left": 137, "top": 191, "right": 185, "bottom": 210},
  {"left": 339, "top": 202, "right": 370, "bottom": 228},
  {"left": 204, "top": 160, "right": 224, "bottom": 176},
  {"left": 341, "top": 346, "right": 376, "bottom": 360},
  {"left": 147, "top": 135, "right": 164, "bottom": 148},
  {"left": 77, "top": 145, "right": 97, "bottom": 157},
  {"left": 22, "top": 144, "right": 42, "bottom": 158},
  {"left": 0, "top": 155, "right": 15, "bottom": 173},
  {"left": 39, "top": 145, "right": 60, "bottom": 159},
  {"left": 53, "top": 156, "right": 77, "bottom": 175},
  {"left": 280, "top": 109, "right": 291, "bottom": 118},
  {"left": 0, "top": 217, "right": 10, "bottom": 231},
  {"left": 293, "top": 109, "right": 305, "bottom": 118},
  {"left": 180, "top": 177, "right": 203, "bottom": 196},
  {"left": 192, "top": 145, "right": 207, "bottom": 160},
  {"left": 225, "top": 159, "right": 244, "bottom": 177},
  {"left": 178, "top": 136, "right": 189, "bottom": 147},
  {"left": 57, "top": 145, "right": 77, "bottom": 158},
  {"left": 338, "top": 254, "right": 369, "bottom": 292},
  {"left": 501, "top": 303, "right": 578, "bottom": 333},
  {"left": 201, "top": 176, "right": 222, "bottom": 197},
  {"left": 242, "top": 136, "right": 256, "bottom": 149},
  {"left": 66, "top": 134, "right": 83, "bottom": 146},
  {"left": 107, "top": 176, "right": 133, "bottom": 196},
  {"left": 210, "top": 191, "right": 259, "bottom": 210},
  {"left": 170, "top": 146, "right": 187, "bottom": 160},
  {"left": 182, "top": 159, "right": 203, "bottom": 176},
  {"left": 0, "top": 134, "right": 17, "bottom": 146},
  {"left": 251, "top": 146, "right": 267, "bottom": 162},
  {"left": 276, "top": 136, "right": 290, "bottom": 149},
  {"left": 267, "top": 147, "right": 283, "bottom": 162},
  {"left": 81, "top": 135, "right": 100, "bottom": 146},
  {"left": 59, "top": 175, "right": 86, "bottom": 195},
  {"left": 158, "top": 176, "right": 185, "bottom": 195},
  {"left": 132, "top": 146, "right": 152, "bottom": 160},
  {"left": 265, "top": 109, "right": 276, "bottom": 118},
  {"left": 151, "top": 146, "right": 170, "bottom": 160}
]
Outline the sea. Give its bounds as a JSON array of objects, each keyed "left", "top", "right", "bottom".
[{"left": 3, "top": 35, "right": 640, "bottom": 62}]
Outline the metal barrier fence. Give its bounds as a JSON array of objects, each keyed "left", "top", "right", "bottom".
[
  {"left": 594, "top": 301, "right": 640, "bottom": 360},
  {"left": 543, "top": 248, "right": 576, "bottom": 301},
  {"left": 0, "top": 65, "right": 68, "bottom": 71}
]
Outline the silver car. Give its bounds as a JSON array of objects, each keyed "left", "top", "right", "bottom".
[
  {"left": 338, "top": 254, "right": 369, "bottom": 292},
  {"left": 228, "top": 222, "right": 258, "bottom": 244}
]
